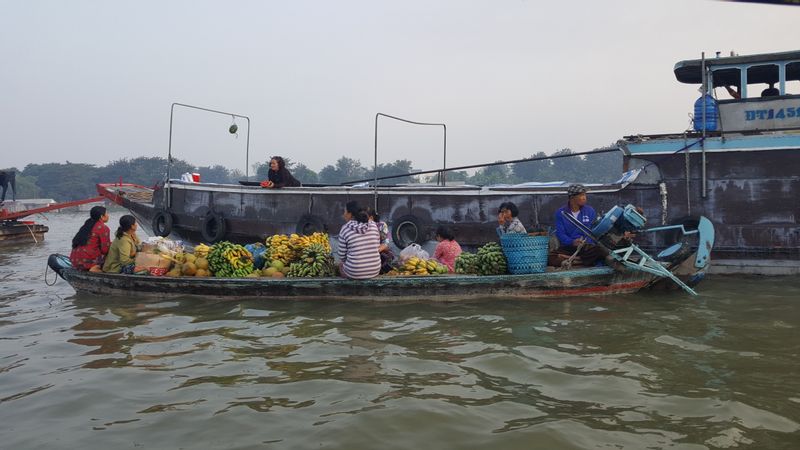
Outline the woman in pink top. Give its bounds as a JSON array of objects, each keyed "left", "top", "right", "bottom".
[{"left": 433, "top": 226, "right": 462, "bottom": 273}]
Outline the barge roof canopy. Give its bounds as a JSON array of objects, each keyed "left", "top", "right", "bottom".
[{"left": 674, "top": 50, "right": 800, "bottom": 86}]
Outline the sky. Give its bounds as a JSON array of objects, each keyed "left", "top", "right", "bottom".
[{"left": 1, "top": 0, "right": 798, "bottom": 177}]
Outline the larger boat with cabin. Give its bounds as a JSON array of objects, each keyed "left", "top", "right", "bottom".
[{"left": 98, "top": 50, "right": 799, "bottom": 275}]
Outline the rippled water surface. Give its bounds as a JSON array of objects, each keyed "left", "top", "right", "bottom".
[{"left": 1, "top": 213, "right": 798, "bottom": 449}]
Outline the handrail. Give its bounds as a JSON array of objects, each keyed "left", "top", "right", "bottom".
[
  {"left": 342, "top": 147, "right": 620, "bottom": 185},
  {"left": 372, "top": 113, "right": 445, "bottom": 211},
  {"left": 167, "top": 103, "right": 251, "bottom": 180}
]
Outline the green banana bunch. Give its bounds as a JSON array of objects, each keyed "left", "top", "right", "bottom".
[{"left": 476, "top": 242, "right": 507, "bottom": 276}]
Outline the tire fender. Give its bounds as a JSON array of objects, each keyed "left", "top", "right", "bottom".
[
  {"left": 151, "top": 210, "right": 174, "bottom": 237},
  {"left": 391, "top": 215, "right": 424, "bottom": 249},
  {"left": 295, "top": 214, "right": 326, "bottom": 235},
  {"left": 201, "top": 211, "right": 227, "bottom": 243}
]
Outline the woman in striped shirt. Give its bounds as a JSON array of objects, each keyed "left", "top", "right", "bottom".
[{"left": 337, "top": 201, "right": 381, "bottom": 280}]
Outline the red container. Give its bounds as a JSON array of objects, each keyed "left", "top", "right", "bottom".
[
  {"left": 191, "top": 173, "right": 200, "bottom": 182},
  {"left": 148, "top": 267, "right": 168, "bottom": 276}
]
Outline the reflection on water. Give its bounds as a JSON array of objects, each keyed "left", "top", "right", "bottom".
[{"left": 0, "top": 213, "right": 798, "bottom": 449}]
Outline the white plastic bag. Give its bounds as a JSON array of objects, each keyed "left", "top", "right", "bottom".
[{"left": 399, "top": 243, "right": 429, "bottom": 262}]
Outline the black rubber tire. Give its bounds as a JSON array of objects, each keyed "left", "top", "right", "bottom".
[
  {"left": 295, "top": 214, "right": 326, "bottom": 235},
  {"left": 391, "top": 215, "right": 424, "bottom": 249},
  {"left": 200, "top": 212, "right": 227, "bottom": 243},
  {"left": 151, "top": 210, "right": 174, "bottom": 237}
]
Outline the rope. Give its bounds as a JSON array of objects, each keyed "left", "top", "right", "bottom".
[
  {"left": 23, "top": 222, "right": 38, "bottom": 244},
  {"left": 44, "top": 261, "right": 58, "bottom": 286},
  {"left": 561, "top": 239, "right": 585, "bottom": 270}
]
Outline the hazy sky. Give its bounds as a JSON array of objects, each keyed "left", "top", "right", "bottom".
[{"left": 1, "top": 0, "right": 797, "bottom": 176}]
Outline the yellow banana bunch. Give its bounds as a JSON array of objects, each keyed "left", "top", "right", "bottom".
[
  {"left": 194, "top": 243, "right": 211, "bottom": 258},
  {"left": 307, "top": 232, "right": 332, "bottom": 253},
  {"left": 266, "top": 234, "right": 293, "bottom": 263},
  {"left": 400, "top": 258, "right": 448, "bottom": 276}
]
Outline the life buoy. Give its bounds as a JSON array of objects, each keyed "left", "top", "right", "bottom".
[
  {"left": 201, "top": 212, "right": 227, "bottom": 243},
  {"left": 295, "top": 214, "right": 326, "bottom": 235},
  {"left": 151, "top": 210, "right": 174, "bottom": 237},
  {"left": 391, "top": 215, "right": 424, "bottom": 249}
]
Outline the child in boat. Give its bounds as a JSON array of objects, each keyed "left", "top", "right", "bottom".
[
  {"left": 337, "top": 201, "right": 381, "bottom": 279},
  {"left": 367, "top": 208, "right": 394, "bottom": 274},
  {"left": 69, "top": 206, "right": 111, "bottom": 272},
  {"left": 433, "top": 225, "right": 462, "bottom": 273},
  {"left": 103, "top": 215, "right": 141, "bottom": 274}
]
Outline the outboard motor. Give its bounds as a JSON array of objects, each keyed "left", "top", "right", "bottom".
[{"left": 590, "top": 204, "right": 647, "bottom": 248}]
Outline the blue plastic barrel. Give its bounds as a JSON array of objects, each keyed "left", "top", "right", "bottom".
[{"left": 693, "top": 94, "right": 718, "bottom": 131}]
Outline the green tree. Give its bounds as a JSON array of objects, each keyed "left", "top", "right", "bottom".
[
  {"left": 319, "top": 157, "right": 368, "bottom": 185},
  {"left": 468, "top": 163, "right": 514, "bottom": 186},
  {"left": 372, "top": 159, "right": 416, "bottom": 184},
  {"left": 22, "top": 162, "right": 100, "bottom": 201},
  {"left": 292, "top": 163, "right": 318, "bottom": 184},
  {"left": 511, "top": 151, "right": 557, "bottom": 182},
  {"left": 195, "top": 165, "right": 234, "bottom": 183}
]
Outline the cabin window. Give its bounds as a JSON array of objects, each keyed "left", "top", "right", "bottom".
[
  {"left": 786, "top": 62, "right": 800, "bottom": 95},
  {"left": 747, "top": 64, "right": 780, "bottom": 98},
  {"left": 711, "top": 68, "right": 742, "bottom": 100}
]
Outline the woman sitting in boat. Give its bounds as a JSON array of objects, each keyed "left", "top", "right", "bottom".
[
  {"left": 367, "top": 208, "right": 394, "bottom": 274},
  {"left": 496, "top": 201, "right": 527, "bottom": 235},
  {"left": 102, "top": 215, "right": 141, "bottom": 274},
  {"left": 337, "top": 201, "right": 381, "bottom": 279},
  {"left": 260, "top": 156, "right": 301, "bottom": 188},
  {"left": 69, "top": 206, "right": 111, "bottom": 272},
  {"left": 433, "top": 225, "right": 462, "bottom": 273}
]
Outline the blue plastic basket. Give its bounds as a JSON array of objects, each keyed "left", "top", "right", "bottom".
[{"left": 499, "top": 234, "right": 549, "bottom": 274}]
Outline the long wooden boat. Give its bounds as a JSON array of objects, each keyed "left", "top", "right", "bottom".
[{"left": 47, "top": 253, "right": 657, "bottom": 301}]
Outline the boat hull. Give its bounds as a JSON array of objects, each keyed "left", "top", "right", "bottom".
[
  {"left": 0, "top": 222, "right": 48, "bottom": 244},
  {"left": 51, "top": 261, "right": 654, "bottom": 302}
]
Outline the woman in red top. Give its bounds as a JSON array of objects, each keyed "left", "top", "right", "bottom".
[
  {"left": 433, "top": 226, "right": 462, "bottom": 273},
  {"left": 69, "top": 206, "right": 111, "bottom": 272}
]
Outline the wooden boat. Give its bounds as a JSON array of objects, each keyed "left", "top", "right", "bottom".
[
  {"left": 48, "top": 204, "right": 715, "bottom": 301},
  {"left": 0, "top": 196, "right": 105, "bottom": 245},
  {"left": 46, "top": 254, "right": 658, "bottom": 301},
  {"left": 0, "top": 221, "right": 48, "bottom": 244}
]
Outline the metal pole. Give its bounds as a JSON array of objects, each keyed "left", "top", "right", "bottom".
[
  {"left": 442, "top": 124, "right": 447, "bottom": 186},
  {"left": 245, "top": 117, "right": 251, "bottom": 180},
  {"left": 168, "top": 102, "right": 252, "bottom": 179},
  {"left": 701, "top": 52, "right": 707, "bottom": 199},
  {"left": 373, "top": 113, "right": 447, "bottom": 208},
  {"left": 374, "top": 113, "right": 379, "bottom": 212}
]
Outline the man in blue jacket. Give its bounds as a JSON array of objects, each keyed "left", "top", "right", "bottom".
[{"left": 552, "top": 184, "right": 607, "bottom": 267}]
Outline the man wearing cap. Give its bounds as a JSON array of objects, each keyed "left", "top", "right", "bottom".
[{"left": 552, "top": 184, "right": 607, "bottom": 266}]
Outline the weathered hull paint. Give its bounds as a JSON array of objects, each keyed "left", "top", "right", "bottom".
[
  {"left": 55, "top": 265, "right": 655, "bottom": 302},
  {"left": 0, "top": 223, "right": 48, "bottom": 244}
]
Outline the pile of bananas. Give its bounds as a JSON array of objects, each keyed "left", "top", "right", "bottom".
[
  {"left": 208, "top": 241, "right": 255, "bottom": 277},
  {"left": 454, "top": 252, "right": 479, "bottom": 274},
  {"left": 265, "top": 234, "right": 292, "bottom": 264},
  {"left": 399, "top": 257, "right": 448, "bottom": 276},
  {"left": 266, "top": 232, "right": 332, "bottom": 264},
  {"left": 286, "top": 243, "right": 336, "bottom": 278},
  {"left": 477, "top": 242, "right": 507, "bottom": 276},
  {"left": 194, "top": 243, "right": 211, "bottom": 259}
]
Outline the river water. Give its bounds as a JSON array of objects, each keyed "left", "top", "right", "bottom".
[{"left": 1, "top": 212, "right": 798, "bottom": 449}]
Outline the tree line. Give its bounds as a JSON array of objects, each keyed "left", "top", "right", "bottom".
[{"left": 3, "top": 148, "right": 621, "bottom": 202}]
